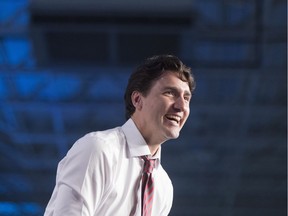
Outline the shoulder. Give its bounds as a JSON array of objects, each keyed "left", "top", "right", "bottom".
[
  {"left": 61, "top": 126, "right": 125, "bottom": 167},
  {"left": 55, "top": 127, "right": 126, "bottom": 193},
  {"left": 70, "top": 126, "right": 125, "bottom": 157}
]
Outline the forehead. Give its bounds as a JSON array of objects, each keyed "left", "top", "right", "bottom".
[{"left": 153, "top": 71, "right": 191, "bottom": 93}]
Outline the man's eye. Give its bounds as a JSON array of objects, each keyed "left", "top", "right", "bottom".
[{"left": 165, "top": 91, "right": 174, "bottom": 95}]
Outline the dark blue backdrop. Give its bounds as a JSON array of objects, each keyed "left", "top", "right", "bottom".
[{"left": 0, "top": 0, "right": 286, "bottom": 215}]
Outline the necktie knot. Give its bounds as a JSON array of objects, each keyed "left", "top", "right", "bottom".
[{"left": 141, "top": 156, "right": 155, "bottom": 174}]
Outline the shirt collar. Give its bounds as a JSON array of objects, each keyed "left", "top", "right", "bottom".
[{"left": 121, "top": 118, "right": 161, "bottom": 161}]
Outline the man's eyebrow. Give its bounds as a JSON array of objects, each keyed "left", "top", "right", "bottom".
[
  {"left": 163, "top": 86, "right": 192, "bottom": 96},
  {"left": 185, "top": 90, "right": 192, "bottom": 96},
  {"left": 162, "top": 86, "right": 178, "bottom": 92}
]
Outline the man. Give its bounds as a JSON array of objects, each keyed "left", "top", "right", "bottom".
[{"left": 44, "top": 55, "right": 196, "bottom": 216}]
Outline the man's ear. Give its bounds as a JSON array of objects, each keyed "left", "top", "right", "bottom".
[{"left": 131, "top": 91, "right": 143, "bottom": 110}]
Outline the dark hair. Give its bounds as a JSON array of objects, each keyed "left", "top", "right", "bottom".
[{"left": 124, "top": 54, "right": 196, "bottom": 120}]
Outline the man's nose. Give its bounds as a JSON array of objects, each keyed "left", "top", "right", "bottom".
[{"left": 174, "top": 97, "right": 186, "bottom": 111}]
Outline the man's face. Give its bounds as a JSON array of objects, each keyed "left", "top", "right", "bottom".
[{"left": 133, "top": 71, "right": 191, "bottom": 145}]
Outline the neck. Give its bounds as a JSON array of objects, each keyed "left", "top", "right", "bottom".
[
  {"left": 131, "top": 116, "right": 163, "bottom": 155},
  {"left": 148, "top": 145, "right": 160, "bottom": 156}
]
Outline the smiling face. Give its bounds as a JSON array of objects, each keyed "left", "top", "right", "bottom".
[{"left": 131, "top": 71, "right": 191, "bottom": 147}]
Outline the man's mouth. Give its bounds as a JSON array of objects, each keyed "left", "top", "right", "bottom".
[{"left": 165, "top": 114, "right": 181, "bottom": 124}]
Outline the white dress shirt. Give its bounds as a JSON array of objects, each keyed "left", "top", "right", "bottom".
[{"left": 44, "top": 119, "right": 173, "bottom": 216}]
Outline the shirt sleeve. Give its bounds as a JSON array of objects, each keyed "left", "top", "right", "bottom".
[{"left": 48, "top": 134, "right": 114, "bottom": 216}]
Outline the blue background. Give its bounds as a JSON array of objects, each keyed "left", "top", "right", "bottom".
[{"left": 0, "top": 0, "right": 286, "bottom": 215}]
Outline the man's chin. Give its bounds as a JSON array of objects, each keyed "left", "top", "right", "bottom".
[
  {"left": 166, "top": 131, "right": 180, "bottom": 140},
  {"left": 162, "top": 125, "right": 181, "bottom": 140}
]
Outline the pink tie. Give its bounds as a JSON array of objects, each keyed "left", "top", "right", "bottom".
[{"left": 141, "top": 156, "right": 156, "bottom": 216}]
